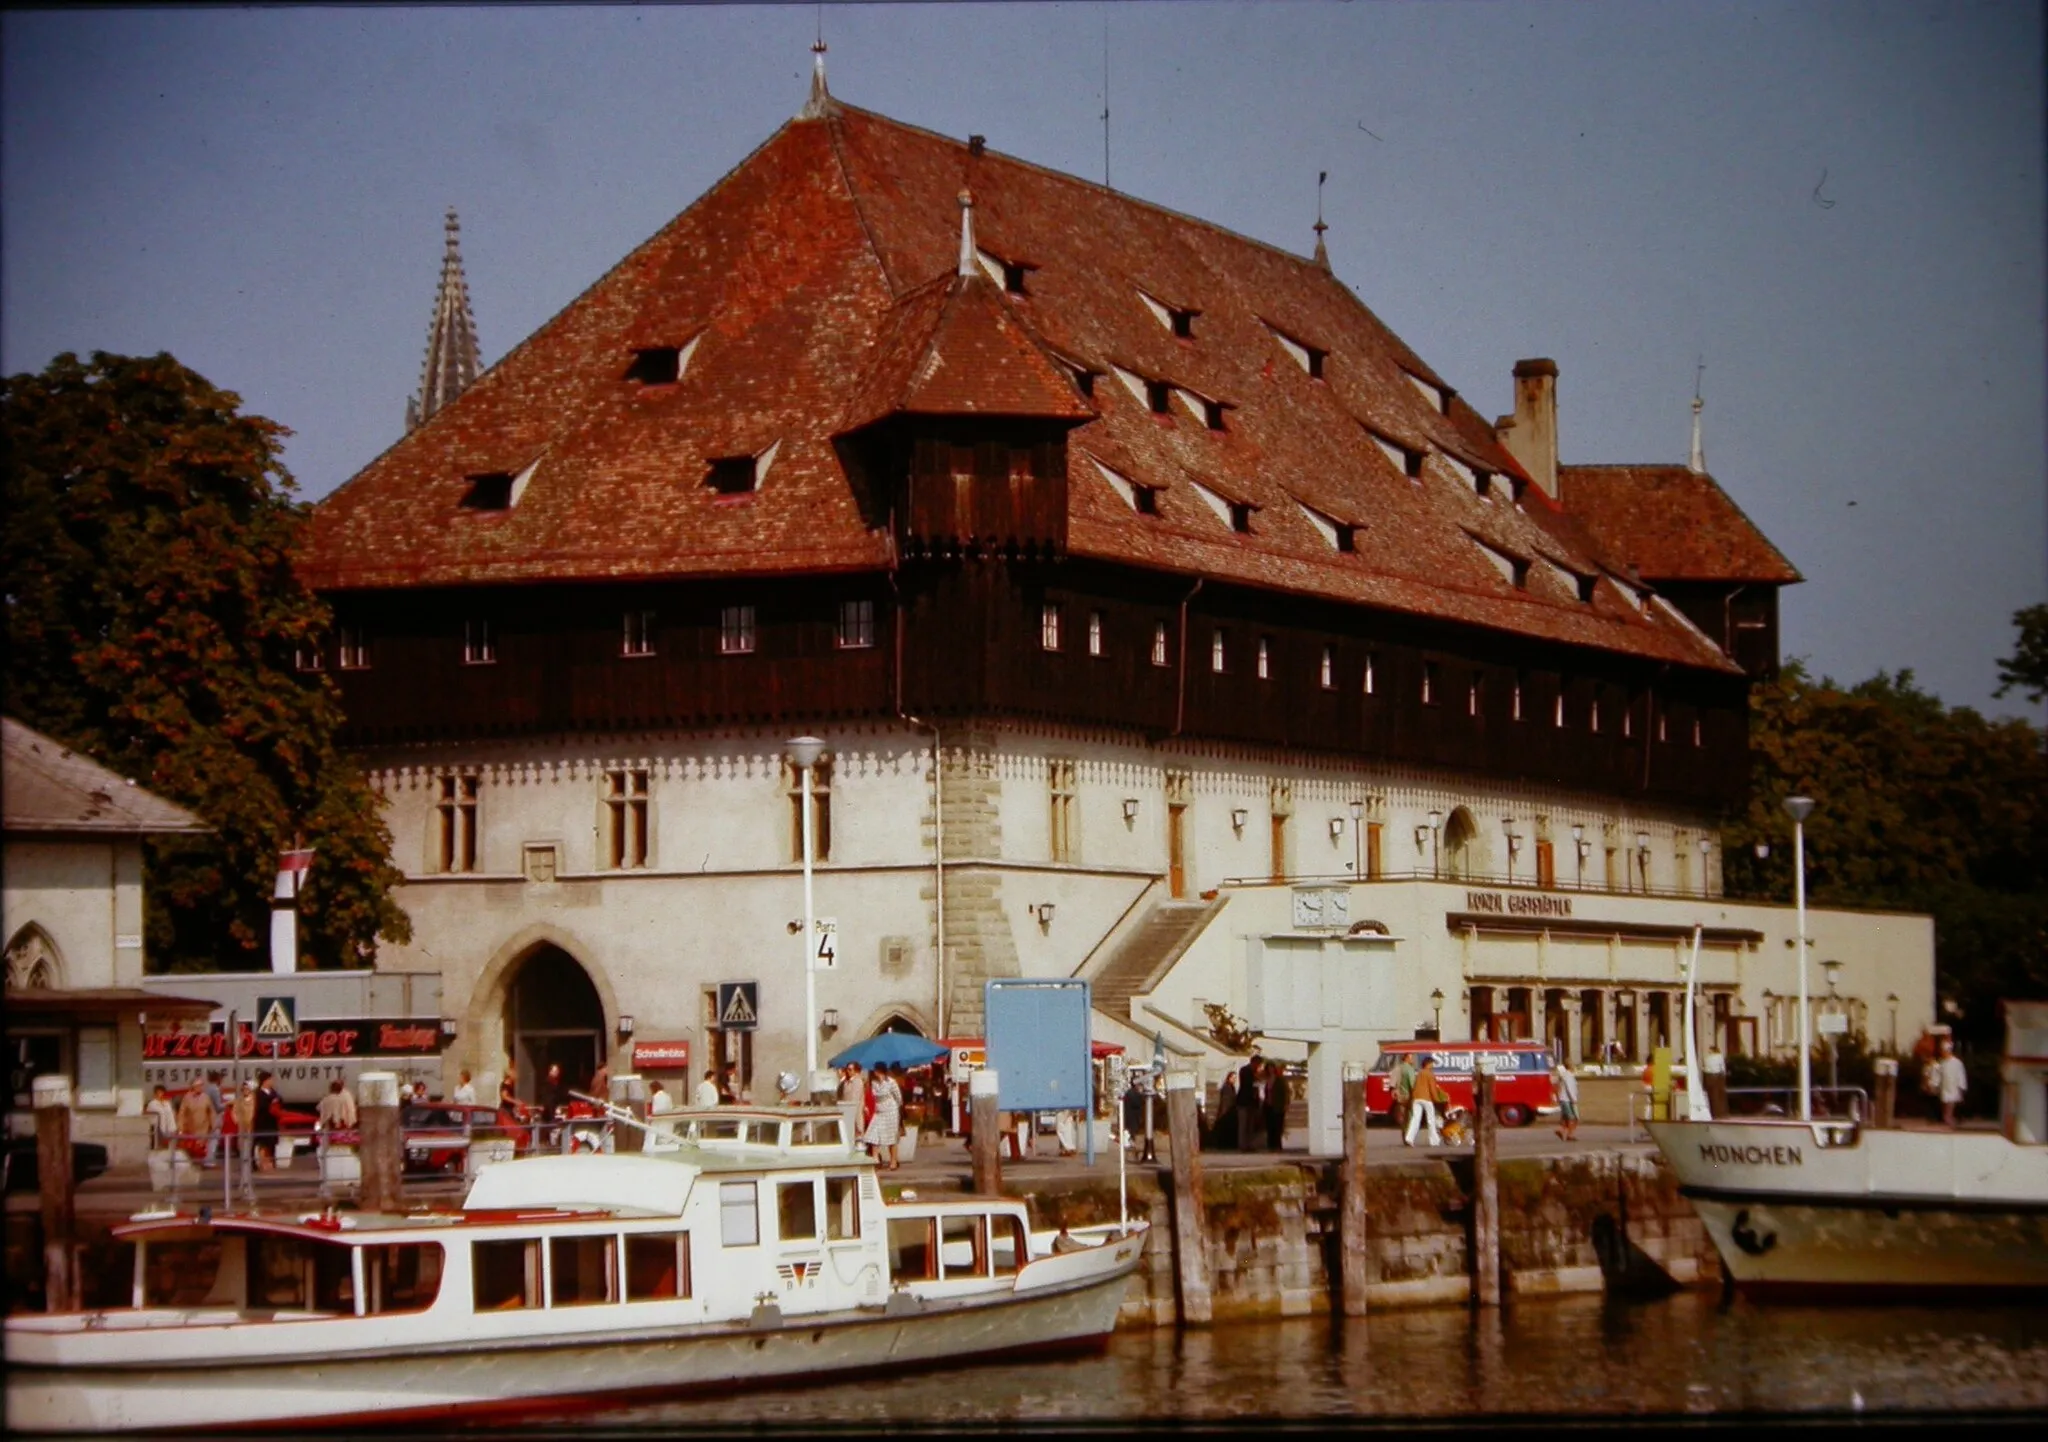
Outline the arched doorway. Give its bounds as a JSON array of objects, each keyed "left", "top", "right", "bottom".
[
  {"left": 502, "top": 945, "right": 604, "bottom": 1103},
  {"left": 1441, "top": 807, "right": 1478, "bottom": 880}
]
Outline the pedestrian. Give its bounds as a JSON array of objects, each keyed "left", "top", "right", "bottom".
[
  {"left": 694, "top": 1071, "right": 721, "bottom": 1109},
  {"left": 1405, "top": 1058, "right": 1447, "bottom": 1147},
  {"left": 229, "top": 1081, "right": 256, "bottom": 1168},
  {"left": 202, "top": 1070, "right": 225, "bottom": 1165},
  {"left": 863, "top": 1064, "right": 903, "bottom": 1169},
  {"left": 1263, "top": 1059, "right": 1291, "bottom": 1151},
  {"left": 251, "top": 1073, "right": 281, "bottom": 1169},
  {"left": 174, "top": 1078, "right": 215, "bottom": 1163},
  {"left": 647, "top": 1080, "right": 676, "bottom": 1115},
  {"left": 1214, "top": 1072, "right": 1237, "bottom": 1150},
  {"left": 1393, "top": 1052, "right": 1419, "bottom": 1135},
  {"left": 590, "top": 1060, "right": 611, "bottom": 1099},
  {"left": 1937, "top": 1037, "right": 1968, "bottom": 1128},
  {"left": 1553, "top": 1059, "right": 1580, "bottom": 1141},
  {"left": 316, "top": 1078, "right": 358, "bottom": 1134},
  {"left": 452, "top": 1069, "right": 477, "bottom": 1106},
  {"left": 1236, "top": 1049, "right": 1264, "bottom": 1151},
  {"left": 146, "top": 1084, "right": 179, "bottom": 1151},
  {"left": 837, "top": 1064, "right": 863, "bottom": 1103}
]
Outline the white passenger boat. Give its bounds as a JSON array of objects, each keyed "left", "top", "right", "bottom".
[
  {"left": 5, "top": 1106, "right": 1149, "bottom": 1432},
  {"left": 1646, "top": 946, "right": 2048, "bottom": 1298}
]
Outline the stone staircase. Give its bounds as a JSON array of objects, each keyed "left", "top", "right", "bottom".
[{"left": 1084, "top": 897, "right": 1225, "bottom": 1029}]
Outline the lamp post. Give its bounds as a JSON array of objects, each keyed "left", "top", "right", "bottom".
[
  {"left": 1821, "top": 958, "right": 1843, "bottom": 1099},
  {"left": 1427, "top": 809, "right": 1442, "bottom": 879},
  {"left": 788, "top": 735, "right": 825, "bottom": 1095},
  {"left": 1430, "top": 988, "right": 1444, "bottom": 1037},
  {"left": 1784, "top": 794, "right": 1815, "bottom": 1121},
  {"left": 1349, "top": 799, "right": 1364, "bottom": 879},
  {"left": 1502, "top": 817, "right": 1517, "bottom": 885},
  {"left": 1886, "top": 992, "right": 1900, "bottom": 1055},
  {"left": 1572, "top": 823, "right": 1586, "bottom": 890},
  {"left": 1634, "top": 830, "right": 1650, "bottom": 894}
]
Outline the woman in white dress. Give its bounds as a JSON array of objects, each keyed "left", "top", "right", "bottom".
[{"left": 862, "top": 1067, "right": 903, "bottom": 1169}]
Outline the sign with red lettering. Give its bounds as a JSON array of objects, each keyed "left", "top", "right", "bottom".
[
  {"left": 142, "top": 1017, "right": 447, "bottom": 1062},
  {"left": 632, "top": 1040, "right": 690, "bottom": 1070}
]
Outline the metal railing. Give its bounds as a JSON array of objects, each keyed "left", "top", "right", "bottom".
[
  {"left": 1217, "top": 867, "right": 1729, "bottom": 901},
  {"left": 1625, "top": 1084, "right": 1869, "bottom": 1141}
]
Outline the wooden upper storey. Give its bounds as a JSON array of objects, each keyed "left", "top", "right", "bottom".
[{"left": 299, "top": 99, "right": 1753, "bottom": 683}]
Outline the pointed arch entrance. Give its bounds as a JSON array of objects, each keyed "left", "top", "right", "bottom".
[
  {"left": 502, "top": 945, "right": 604, "bottom": 1104},
  {"left": 1441, "top": 806, "right": 1479, "bottom": 880}
]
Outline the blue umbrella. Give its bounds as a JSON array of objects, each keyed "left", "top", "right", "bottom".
[{"left": 828, "top": 1032, "right": 948, "bottom": 1071}]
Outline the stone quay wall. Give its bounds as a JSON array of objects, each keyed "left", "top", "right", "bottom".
[{"left": 1012, "top": 1148, "right": 1721, "bottom": 1327}]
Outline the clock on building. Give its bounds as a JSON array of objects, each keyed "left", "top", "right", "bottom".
[{"left": 1291, "top": 886, "right": 1349, "bottom": 931}]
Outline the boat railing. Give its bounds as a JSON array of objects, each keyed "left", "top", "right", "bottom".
[{"left": 1627, "top": 1085, "right": 1869, "bottom": 1139}]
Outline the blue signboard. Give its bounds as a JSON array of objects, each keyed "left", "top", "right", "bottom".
[{"left": 984, "top": 978, "right": 1092, "bottom": 1123}]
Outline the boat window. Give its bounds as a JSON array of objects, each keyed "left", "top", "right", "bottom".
[
  {"left": 625, "top": 1232, "right": 692, "bottom": 1301},
  {"left": 246, "top": 1235, "right": 353, "bottom": 1313},
  {"left": 473, "top": 1238, "right": 541, "bottom": 1311},
  {"left": 548, "top": 1234, "right": 618, "bottom": 1307},
  {"left": 887, "top": 1217, "right": 936, "bottom": 1282},
  {"left": 989, "top": 1216, "right": 1026, "bottom": 1277},
  {"left": 790, "top": 1117, "right": 841, "bottom": 1146},
  {"left": 720, "top": 1181, "right": 760, "bottom": 1247},
  {"left": 363, "top": 1242, "right": 444, "bottom": 1315},
  {"left": 693, "top": 1116, "right": 746, "bottom": 1144},
  {"left": 141, "top": 1238, "right": 223, "bottom": 1307},
  {"left": 777, "top": 1179, "right": 819, "bottom": 1242},
  {"left": 826, "top": 1174, "right": 861, "bottom": 1240},
  {"left": 940, "top": 1215, "right": 989, "bottom": 1279}
]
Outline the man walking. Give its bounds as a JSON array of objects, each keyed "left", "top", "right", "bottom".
[
  {"left": 1236, "top": 1049, "right": 1264, "bottom": 1151},
  {"left": 1393, "top": 1053, "right": 1419, "bottom": 1136},
  {"left": 1552, "top": 1059, "right": 1580, "bottom": 1141},
  {"left": 1404, "top": 1058, "right": 1447, "bottom": 1147}
]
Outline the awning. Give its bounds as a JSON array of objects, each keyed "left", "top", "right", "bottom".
[
  {"left": 938, "top": 1037, "right": 1124, "bottom": 1058},
  {"left": 6, "top": 988, "right": 216, "bottom": 1022}
]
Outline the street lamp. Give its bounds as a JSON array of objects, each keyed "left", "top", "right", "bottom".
[
  {"left": 1887, "top": 992, "right": 1900, "bottom": 1055},
  {"left": 1784, "top": 793, "right": 1815, "bottom": 1121},
  {"left": 1821, "top": 958, "right": 1843, "bottom": 1098},
  {"left": 1430, "top": 988, "right": 1444, "bottom": 1036},
  {"left": 1427, "top": 809, "right": 1442, "bottom": 879},
  {"left": 788, "top": 735, "right": 825, "bottom": 1095},
  {"left": 1349, "top": 799, "right": 1364, "bottom": 879},
  {"left": 1572, "top": 823, "right": 1586, "bottom": 890},
  {"left": 1502, "top": 816, "right": 1517, "bottom": 885},
  {"left": 1635, "top": 830, "right": 1651, "bottom": 894}
]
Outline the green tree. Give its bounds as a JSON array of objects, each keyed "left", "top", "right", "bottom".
[
  {"left": 3, "top": 351, "right": 409, "bottom": 970},
  {"left": 1722, "top": 656, "right": 2048, "bottom": 1055},
  {"left": 1995, "top": 602, "right": 2048, "bottom": 706}
]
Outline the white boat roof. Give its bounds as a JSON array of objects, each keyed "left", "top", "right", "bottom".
[{"left": 463, "top": 1153, "right": 701, "bottom": 1216}]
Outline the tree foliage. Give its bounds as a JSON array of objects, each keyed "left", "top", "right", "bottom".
[
  {"left": 1721, "top": 654, "right": 2048, "bottom": 1051},
  {"left": 2, "top": 351, "right": 409, "bottom": 971},
  {"left": 1995, "top": 602, "right": 2048, "bottom": 706}
]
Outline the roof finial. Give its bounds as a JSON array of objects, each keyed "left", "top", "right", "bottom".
[
  {"left": 407, "top": 206, "right": 481, "bottom": 433},
  {"left": 801, "top": 28, "right": 832, "bottom": 119},
  {"left": 958, "top": 189, "right": 977, "bottom": 278},
  {"left": 1688, "top": 357, "right": 1706, "bottom": 474},
  {"left": 1313, "top": 170, "right": 1330, "bottom": 269}
]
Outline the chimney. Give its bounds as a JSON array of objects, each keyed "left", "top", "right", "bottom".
[{"left": 1494, "top": 358, "right": 1559, "bottom": 501}]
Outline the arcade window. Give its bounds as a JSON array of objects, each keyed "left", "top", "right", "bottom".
[
  {"left": 604, "top": 768, "right": 649, "bottom": 870},
  {"left": 1421, "top": 661, "right": 1439, "bottom": 706},
  {"left": 1468, "top": 675, "right": 1482, "bottom": 717},
  {"left": 1087, "top": 611, "right": 1105, "bottom": 658},
  {"left": 1256, "top": 637, "right": 1272, "bottom": 680},
  {"left": 719, "top": 605, "right": 756, "bottom": 655},
  {"left": 1554, "top": 691, "right": 1567, "bottom": 727},
  {"left": 786, "top": 756, "right": 833, "bottom": 863},
  {"left": 1040, "top": 604, "right": 1062, "bottom": 651},
  {"left": 836, "top": 599, "right": 875, "bottom": 650},
  {"left": 1363, "top": 652, "right": 1377, "bottom": 696},
  {"left": 1151, "top": 621, "right": 1170, "bottom": 668},
  {"left": 435, "top": 773, "right": 479, "bottom": 874},
  {"left": 294, "top": 644, "right": 325, "bottom": 673},
  {"left": 1319, "top": 646, "right": 1335, "bottom": 690},
  {"left": 1692, "top": 717, "right": 1704, "bottom": 747},
  {"left": 1048, "top": 758, "right": 1078, "bottom": 863},
  {"left": 622, "top": 610, "right": 655, "bottom": 657},
  {"left": 1512, "top": 673, "right": 1525, "bottom": 721},
  {"left": 1210, "top": 629, "right": 1227, "bottom": 674},
  {"left": 463, "top": 619, "right": 495, "bottom": 666}
]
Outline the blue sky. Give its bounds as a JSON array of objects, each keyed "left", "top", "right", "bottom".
[{"left": 4, "top": 2, "right": 2042, "bottom": 716}]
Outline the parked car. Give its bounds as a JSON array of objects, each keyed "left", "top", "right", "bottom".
[
  {"left": 400, "top": 1102, "right": 504, "bottom": 1174},
  {"left": 3, "top": 1136, "right": 110, "bottom": 1193}
]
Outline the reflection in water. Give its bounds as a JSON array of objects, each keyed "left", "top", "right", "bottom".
[{"left": 587, "top": 1293, "right": 2048, "bottom": 1427}]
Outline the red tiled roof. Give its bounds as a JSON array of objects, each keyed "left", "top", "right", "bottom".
[
  {"left": 1560, "top": 465, "right": 1802, "bottom": 585},
  {"left": 299, "top": 101, "right": 1754, "bottom": 674}
]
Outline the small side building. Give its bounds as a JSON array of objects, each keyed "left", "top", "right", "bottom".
[{"left": 3, "top": 717, "right": 214, "bottom": 1164}]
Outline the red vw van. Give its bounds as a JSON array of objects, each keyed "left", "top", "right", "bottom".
[{"left": 1365, "top": 1041, "right": 1556, "bottom": 1127}]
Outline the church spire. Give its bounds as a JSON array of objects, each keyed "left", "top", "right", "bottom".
[
  {"left": 406, "top": 208, "right": 481, "bottom": 433},
  {"left": 1688, "top": 359, "right": 1706, "bottom": 474},
  {"left": 1312, "top": 170, "right": 1331, "bottom": 270},
  {"left": 801, "top": 36, "right": 833, "bottom": 119}
]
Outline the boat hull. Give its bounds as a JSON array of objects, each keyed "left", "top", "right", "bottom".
[
  {"left": 1646, "top": 1118, "right": 2048, "bottom": 1299},
  {"left": 6, "top": 1264, "right": 1139, "bottom": 1433}
]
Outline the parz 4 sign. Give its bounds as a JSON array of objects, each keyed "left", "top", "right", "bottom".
[{"left": 814, "top": 918, "right": 838, "bottom": 970}]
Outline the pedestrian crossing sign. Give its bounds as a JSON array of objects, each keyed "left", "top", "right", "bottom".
[
  {"left": 717, "top": 981, "right": 759, "bottom": 1031},
  {"left": 254, "top": 996, "right": 297, "bottom": 1040}
]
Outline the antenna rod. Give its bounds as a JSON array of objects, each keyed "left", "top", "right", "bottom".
[{"left": 1102, "top": 17, "right": 1111, "bottom": 189}]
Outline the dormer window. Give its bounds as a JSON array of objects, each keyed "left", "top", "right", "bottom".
[
  {"left": 627, "top": 347, "right": 680, "bottom": 384},
  {"left": 707, "top": 457, "right": 755, "bottom": 495},
  {"left": 461, "top": 472, "right": 515, "bottom": 510},
  {"left": 1137, "top": 290, "right": 1197, "bottom": 338},
  {"left": 1470, "top": 534, "right": 1529, "bottom": 588},
  {"left": 1228, "top": 501, "right": 1255, "bottom": 534},
  {"left": 463, "top": 619, "right": 495, "bottom": 666},
  {"left": 1133, "top": 484, "right": 1161, "bottom": 516},
  {"left": 1474, "top": 470, "right": 1493, "bottom": 499},
  {"left": 1169, "top": 307, "right": 1196, "bottom": 339},
  {"left": 1368, "top": 429, "right": 1425, "bottom": 479},
  {"left": 1201, "top": 397, "right": 1226, "bottom": 431},
  {"left": 1145, "top": 379, "right": 1172, "bottom": 415},
  {"left": 1404, "top": 370, "right": 1453, "bottom": 414},
  {"left": 975, "top": 248, "right": 1033, "bottom": 295},
  {"left": 1297, "top": 501, "right": 1358, "bottom": 553},
  {"left": 1266, "top": 324, "right": 1329, "bottom": 380}
]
